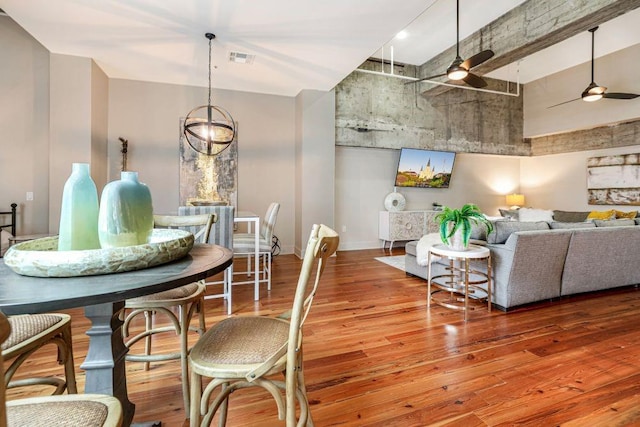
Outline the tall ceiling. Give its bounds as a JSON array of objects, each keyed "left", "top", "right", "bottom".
[{"left": 2, "top": 0, "right": 640, "bottom": 96}]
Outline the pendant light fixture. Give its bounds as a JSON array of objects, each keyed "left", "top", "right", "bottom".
[{"left": 183, "top": 32, "right": 236, "bottom": 156}]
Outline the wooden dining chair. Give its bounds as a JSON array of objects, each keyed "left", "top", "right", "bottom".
[
  {"left": 232, "top": 202, "right": 280, "bottom": 292},
  {"left": 189, "top": 224, "right": 339, "bottom": 427},
  {"left": 0, "top": 313, "right": 123, "bottom": 427},
  {"left": 2, "top": 313, "right": 77, "bottom": 396},
  {"left": 122, "top": 213, "right": 215, "bottom": 413}
]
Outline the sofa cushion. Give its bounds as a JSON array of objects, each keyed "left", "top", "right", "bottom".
[
  {"left": 549, "top": 221, "right": 595, "bottom": 229},
  {"left": 614, "top": 210, "right": 637, "bottom": 219},
  {"left": 487, "top": 220, "right": 550, "bottom": 244},
  {"left": 587, "top": 210, "right": 616, "bottom": 220},
  {"left": 552, "top": 210, "right": 590, "bottom": 222},
  {"left": 518, "top": 208, "right": 553, "bottom": 222},
  {"left": 469, "top": 220, "right": 493, "bottom": 240},
  {"left": 593, "top": 219, "right": 636, "bottom": 227}
]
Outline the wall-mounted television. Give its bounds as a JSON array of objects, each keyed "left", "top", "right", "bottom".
[{"left": 394, "top": 148, "right": 456, "bottom": 188}]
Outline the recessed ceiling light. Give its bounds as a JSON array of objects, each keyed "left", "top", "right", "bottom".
[
  {"left": 229, "top": 52, "right": 255, "bottom": 64},
  {"left": 395, "top": 30, "right": 408, "bottom": 40}
]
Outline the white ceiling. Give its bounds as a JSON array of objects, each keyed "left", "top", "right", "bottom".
[{"left": 2, "top": 0, "right": 639, "bottom": 96}]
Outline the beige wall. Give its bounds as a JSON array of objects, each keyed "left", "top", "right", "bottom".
[
  {"left": 525, "top": 44, "right": 640, "bottom": 138},
  {"left": 335, "top": 147, "right": 522, "bottom": 250},
  {"left": 294, "top": 89, "right": 335, "bottom": 256},
  {"left": 521, "top": 144, "right": 640, "bottom": 211},
  {"left": 107, "top": 79, "right": 297, "bottom": 253},
  {"left": 0, "top": 15, "right": 49, "bottom": 235},
  {"left": 4, "top": 13, "right": 639, "bottom": 252}
]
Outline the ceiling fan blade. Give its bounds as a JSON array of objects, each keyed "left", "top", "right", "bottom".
[
  {"left": 461, "top": 49, "right": 495, "bottom": 70},
  {"left": 603, "top": 92, "right": 640, "bottom": 100},
  {"left": 405, "top": 73, "right": 447, "bottom": 85},
  {"left": 462, "top": 72, "right": 487, "bottom": 88},
  {"left": 547, "top": 97, "right": 581, "bottom": 109}
]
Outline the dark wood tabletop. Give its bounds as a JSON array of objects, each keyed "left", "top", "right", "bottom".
[{"left": 0, "top": 244, "right": 233, "bottom": 315}]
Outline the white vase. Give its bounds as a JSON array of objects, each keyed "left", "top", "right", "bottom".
[
  {"left": 98, "top": 171, "right": 154, "bottom": 248},
  {"left": 58, "top": 163, "right": 101, "bottom": 251},
  {"left": 447, "top": 226, "right": 468, "bottom": 251}
]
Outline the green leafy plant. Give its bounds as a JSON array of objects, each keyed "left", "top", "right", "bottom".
[{"left": 435, "top": 203, "right": 493, "bottom": 248}]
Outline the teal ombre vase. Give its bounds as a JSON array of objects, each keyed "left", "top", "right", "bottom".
[
  {"left": 98, "top": 171, "right": 154, "bottom": 248},
  {"left": 58, "top": 163, "right": 101, "bottom": 251}
]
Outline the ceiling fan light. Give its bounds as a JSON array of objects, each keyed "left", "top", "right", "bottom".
[
  {"left": 447, "top": 66, "right": 468, "bottom": 81},
  {"left": 581, "top": 84, "right": 606, "bottom": 102},
  {"left": 582, "top": 93, "right": 603, "bottom": 102}
]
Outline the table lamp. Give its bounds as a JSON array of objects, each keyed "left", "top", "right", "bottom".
[{"left": 506, "top": 193, "right": 525, "bottom": 209}]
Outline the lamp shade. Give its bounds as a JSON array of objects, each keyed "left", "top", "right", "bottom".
[{"left": 506, "top": 193, "right": 525, "bottom": 208}]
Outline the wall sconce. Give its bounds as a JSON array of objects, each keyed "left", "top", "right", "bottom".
[{"left": 506, "top": 193, "right": 525, "bottom": 209}]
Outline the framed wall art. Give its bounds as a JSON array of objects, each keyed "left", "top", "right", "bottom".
[{"left": 587, "top": 153, "right": 640, "bottom": 205}]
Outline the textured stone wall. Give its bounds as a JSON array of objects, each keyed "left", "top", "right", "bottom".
[
  {"left": 529, "top": 119, "right": 640, "bottom": 156},
  {"left": 335, "top": 60, "right": 526, "bottom": 155}
]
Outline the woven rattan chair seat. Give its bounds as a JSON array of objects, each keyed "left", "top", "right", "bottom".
[
  {"left": 191, "top": 316, "right": 289, "bottom": 366},
  {"left": 7, "top": 400, "right": 108, "bottom": 426},
  {"left": 126, "top": 282, "right": 201, "bottom": 304},
  {"left": 2, "top": 314, "right": 64, "bottom": 350}
]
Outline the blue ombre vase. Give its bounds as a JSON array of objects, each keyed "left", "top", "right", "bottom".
[
  {"left": 98, "top": 171, "right": 154, "bottom": 248},
  {"left": 58, "top": 163, "right": 101, "bottom": 251}
]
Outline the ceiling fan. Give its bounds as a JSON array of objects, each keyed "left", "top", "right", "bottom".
[
  {"left": 407, "top": 0, "right": 494, "bottom": 88},
  {"left": 549, "top": 26, "right": 639, "bottom": 108}
]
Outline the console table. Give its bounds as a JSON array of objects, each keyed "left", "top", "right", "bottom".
[{"left": 379, "top": 210, "right": 439, "bottom": 250}]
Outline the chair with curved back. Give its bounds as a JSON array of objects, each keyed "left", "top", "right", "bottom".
[
  {"left": 0, "top": 312, "right": 123, "bottom": 427},
  {"left": 2, "top": 313, "right": 77, "bottom": 396},
  {"left": 233, "top": 202, "right": 280, "bottom": 294},
  {"left": 122, "top": 213, "right": 215, "bottom": 413},
  {"left": 189, "top": 224, "right": 339, "bottom": 426}
]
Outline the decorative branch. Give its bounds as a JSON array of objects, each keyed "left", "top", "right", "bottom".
[{"left": 118, "top": 137, "right": 128, "bottom": 172}]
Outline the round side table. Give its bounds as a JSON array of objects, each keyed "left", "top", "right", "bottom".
[{"left": 427, "top": 243, "right": 492, "bottom": 321}]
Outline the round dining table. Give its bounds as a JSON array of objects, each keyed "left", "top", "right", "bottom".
[{"left": 0, "top": 243, "right": 233, "bottom": 427}]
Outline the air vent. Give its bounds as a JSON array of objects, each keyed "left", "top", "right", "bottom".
[{"left": 229, "top": 51, "right": 255, "bottom": 64}]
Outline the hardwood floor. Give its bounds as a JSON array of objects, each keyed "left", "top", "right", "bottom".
[{"left": 6, "top": 248, "right": 640, "bottom": 426}]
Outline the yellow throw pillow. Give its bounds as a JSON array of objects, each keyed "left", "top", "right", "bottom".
[
  {"left": 615, "top": 210, "right": 637, "bottom": 219},
  {"left": 587, "top": 210, "right": 615, "bottom": 220}
]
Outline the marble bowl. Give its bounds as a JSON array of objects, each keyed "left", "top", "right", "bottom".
[{"left": 4, "top": 229, "right": 194, "bottom": 278}]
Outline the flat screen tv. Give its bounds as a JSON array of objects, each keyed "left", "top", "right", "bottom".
[{"left": 394, "top": 148, "right": 456, "bottom": 188}]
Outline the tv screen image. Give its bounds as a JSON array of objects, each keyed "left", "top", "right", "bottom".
[{"left": 394, "top": 148, "right": 456, "bottom": 188}]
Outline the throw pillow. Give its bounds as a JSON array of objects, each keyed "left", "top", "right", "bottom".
[
  {"left": 549, "top": 221, "right": 595, "bottom": 229},
  {"left": 518, "top": 208, "right": 554, "bottom": 222},
  {"left": 587, "top": 210, "right": 615, "bottom": 221},
  {"left": 498, "top": 208, "right": 519, "bottom": 221},
  {"left": 614, "top": 210, "right": 637, "bottom": 219},
  {"left": 593, "top": 219, "right": 636, "bottom": 227},
  {"left": 486, "top": 220, "right": 550, "bottom": 244},
  {"left": 552, "top": 210, "right": 590, "bottom": 222}
]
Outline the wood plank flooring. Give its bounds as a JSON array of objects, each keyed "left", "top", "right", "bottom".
[{"left": 6, "top": 248, "right": 640, "bottom": 426}]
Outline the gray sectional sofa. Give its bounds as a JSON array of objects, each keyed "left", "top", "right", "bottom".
[{"left": 405, "top": 219, "right": 640, "bottom": 311}]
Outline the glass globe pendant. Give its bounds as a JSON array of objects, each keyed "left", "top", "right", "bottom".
[{"left": 183, "top": 33, "right": 236, "bottom": 156}]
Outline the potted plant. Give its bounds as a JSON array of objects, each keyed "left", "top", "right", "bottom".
[{"left": 435, "top": 203, "right": 493, "bottom": 250}]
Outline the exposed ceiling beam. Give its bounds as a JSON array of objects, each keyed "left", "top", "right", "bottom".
[{"left": 418, "top": 0, "right": 640, "bottom": 97}]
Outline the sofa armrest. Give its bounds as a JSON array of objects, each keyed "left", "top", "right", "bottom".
[{"left": 487, "top": 230, "right": 572, "bottom": 309}]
